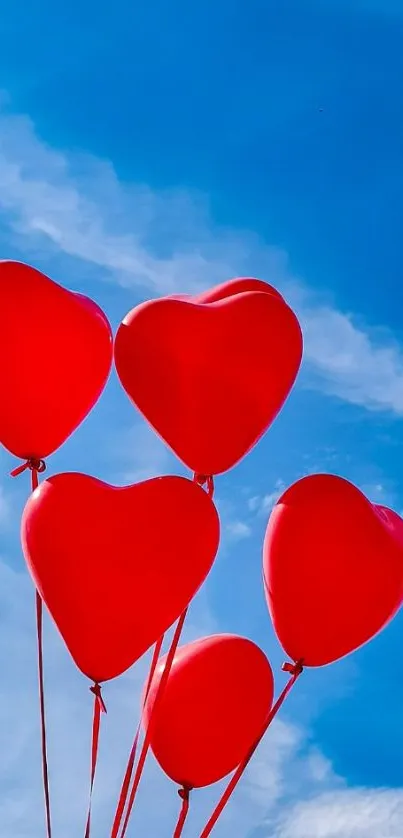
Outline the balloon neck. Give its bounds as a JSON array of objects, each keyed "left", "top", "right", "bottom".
[
  {"left": 90, "top": 682, "right": 107, "bottom": 714},
  {"left": 10, "top": 457, "right": 46, "bottom": 478},
  {"left": 193, "top": 474, "right": 215, "bottom": 498},
  {"left": 282, "top": 659, "right": 304, "bottom": 676}
]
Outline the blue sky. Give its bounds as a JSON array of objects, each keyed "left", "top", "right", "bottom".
[{"left": 1, "top": 0, "right": 403, "bottom": 836}]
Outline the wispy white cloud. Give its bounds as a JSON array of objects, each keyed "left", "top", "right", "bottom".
[
  {"left": 213, "top": 494, "right": 254, "bottom": 547},
  {"left": 244, "top": 719, "right": 304, "bottom": 808},
  {"left": 225, "top": 520, "right": 253, "bottom": 540},
  {"left": 273, "top": 788, "right": 403, "bottom": 838},
  {"left": 299, "top": 300, "right": 403, "bottom": 415},
  {"left": 248, "top": 720, "right": 403, "bottom": 838},
  {"left": 2, "top": 100, "right": 403, "bottom": 419},
  {"left": 112, "top": 419, "right": 182, "bottom": 484},
  {"left": 248, "top": 480, "right": 286, "bottom": 517},
  {"left": 0, "top": 106, "right": 281, "bottom": 297}
]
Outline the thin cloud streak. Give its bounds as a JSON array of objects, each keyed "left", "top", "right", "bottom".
[
  {"left": 272, "top": 788, "right": 403, "bottom": 838},
  {"left": 1, "top": 101, "right": 403, "bottom": 419}
]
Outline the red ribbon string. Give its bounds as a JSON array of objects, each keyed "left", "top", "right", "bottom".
[
  {"left": 84, "top": 683, "right": 107, "bottom": 838},
  {"left": 173, "top": 787, "right": 191, "bottom": 838},
  {"left": 33, "top": 466, "right": 52, "bottom": 838},
  {"left": 117, "top": 609, "right": 188, "bottom": 838},
  {"left": 110, "top": 635, "right": 165, "bottom": 838},
  {"left": 10, "top": 458, "right": 46, "bottom": 479},
  {"left": 12, "top": 460, "right": 51, "bottom": 838},
  {"left": 198, "top": 661, "right": 304, "bottom": 838},
  {"left": 36, "top": 591, "right": 52, "bottom": 838}
]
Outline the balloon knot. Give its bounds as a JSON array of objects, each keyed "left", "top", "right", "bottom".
[
  {"left": 10, "top": 458, "right": 46, "bottom": 478},
  {"left": 193, "top": 474, "right": 215, "bottom": 498},
  {"left": 90, "top": 682, "right": 107, "bottom": 714},
  {"left": 178, "top": 786, "right": 192, "bottom": 801},
  {"left": 282, "top": 659, "right": 304, "bottom": 676}
]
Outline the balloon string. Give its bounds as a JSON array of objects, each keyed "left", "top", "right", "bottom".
[
  {"left": 110, "top": 635, "right": 165, "bottom": 838},
  {"left": 11, "top": 461, "right": 52, "bottom": 838},
  {"left": 36, "top": 590, "right": 52, "bottom": 838},
  {"left": 173, "top": 787, "right": 191, "bottom": 838},
  {"left": 32, "top": 466, "right": 52, "bottom": 838},
  {"left": 84, "top": 683, "right": 107, "bottom": 838},
  {"left": 118, "top": 609, "right": 188, "bottom": 838},
  {"left": 198, "top": 660, "right": 304, "bottom": 838}
]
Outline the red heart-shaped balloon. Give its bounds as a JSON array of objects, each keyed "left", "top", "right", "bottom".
[
  {"left": 144, "top": 634, "right": 274, "bottom": 788},
  {"left": 114, "top": 278, "right": 302, "bottom": 475},
  {"left": 264, "top": 474, "right": 403, "bottom": 667},
  {"left": 0, "top": 261, "right": 113, "bottom": 460},
  {"left": 21, "top": 473, "right": 220, "bottom": 682}
]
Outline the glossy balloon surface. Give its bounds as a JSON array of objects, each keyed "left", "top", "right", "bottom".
[
  {"left": 0, "top": 261, "right": 113, "bottom": 460},
  {"left": 264, "top": 474, "right": 403, "bottom": 666},
  {"left": 115, "top": 277, "right": 302, "bottom": 475},
  {"left": 144, "top": 634, "right": 274, "bottom": 788},
  {"left": 22, "top": 473, "right": 220, "bottom": 682}
]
